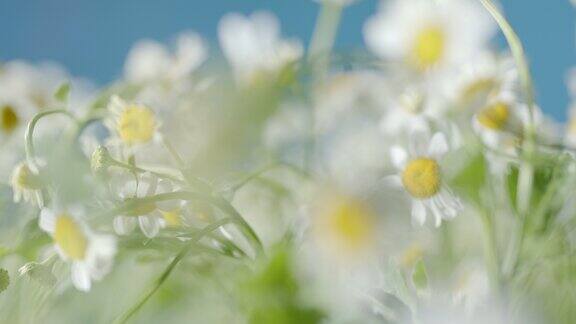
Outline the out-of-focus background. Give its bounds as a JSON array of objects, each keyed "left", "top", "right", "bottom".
[{"left": 0, "top": 0, "right": 573, "bottom": 120}]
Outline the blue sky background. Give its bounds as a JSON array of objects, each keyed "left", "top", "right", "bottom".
[{"left": 0, "top": 0, "right": 574, "bottom": 120}]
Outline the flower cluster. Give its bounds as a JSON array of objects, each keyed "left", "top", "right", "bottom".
[{"left": 0, "top": 0, "right": 574, "bottom": 323}]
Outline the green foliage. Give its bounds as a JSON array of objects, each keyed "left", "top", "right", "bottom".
[
  {"left": 54, "top": 82, "right": 71, "bottom": 103},
  {"left": 411, "top": 260, "right": 428, "bottom": 291},
  {"left": 239, "top": 246, "right": 324, "bottom": 324},
  {"left": 450, "top": 151, "right": 486, "bottom": 205},
  {"left": 0, "top": 268, "right": 9, "bottom": 293}
]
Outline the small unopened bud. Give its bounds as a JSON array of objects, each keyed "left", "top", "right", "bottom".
[
  {"left": 0, "top": 268, "right": 9, "bottom": 293},
  {"left": 91, "top": 145, "right": 112, "bottom": 176},
  {"left": 18, "top": 262, "right": 56, "bottom": 287}
]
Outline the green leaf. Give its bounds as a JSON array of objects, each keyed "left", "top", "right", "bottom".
[
  {"left": 54, "top": 82, "right": 71, "bottom": 102},
  {"left": 412, "top": 260, "right": 428, "bottom": 291},
  {"left": 450, "top": 151, "right": 487, "bottom": 205},
  {"left": 0, "top": 268, "right": 9, "bottom": 293}
]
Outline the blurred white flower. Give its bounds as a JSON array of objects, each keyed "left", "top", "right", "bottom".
[
  {"left": 444, "top": 52, "right": 518, "bottom": 113},
  {"left": 10, "top": 162, "right": 44, "bottom": 206},
  {"left": 364, "top": 0, "right": 495, "bottom": 72},
  {"left": 388, "top": 130, "right": 462, "bottom": 227},
  {"left": 104, "top": 95, "right": 161, "bottom": 152},
  {"left": 218, "top": 11, "right": 303, "bottom": 83},
  {"left": 124, "top": 32, "right": 207, "bottom": 83},
  {"left": 113, "top": 173, "right": 177, "bottom": 238},
  {"left": 472, "top": 97, "right": 525, "bottom": 151},
  {"left": 39, "top": 206, "right": 116, "bottom": 291}
]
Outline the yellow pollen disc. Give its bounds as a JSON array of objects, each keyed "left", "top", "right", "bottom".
[
  {"left": 322, "top": 198, "right": 376, "bottom": 253},
  {"left": 161, "top": 209, "right": 182, "bottom": 227},
  {"left": 477, "top": 102, "right": 510, "bottom": 130},
  {"left": 411, "top": 26, "right": 446, "bottom": 70},
  {"left": 1, "top": 105, "right": 19, "bottom": 134},
  {"left": 54, "top": 215, "right": 87, "bottom": 260},
  {"left": 402, "top": 158, "right": 441, "bottom": 199},
  {"left": 116, "top": 105, "right": 156, "bottom": 145}
]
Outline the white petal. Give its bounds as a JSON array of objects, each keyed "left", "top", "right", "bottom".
[
  {"left": 39, "top": 208, "right": 56, "bottom": 233},
  {"left": 390, "top": 146, "right": 408, "bottom": 169},
  {"left": 86, "top": 235, "right": 117, "bottom": 280},
  {"left": 71, "top": 262, "right": 92, "bottom": 292},
  {"left": 411, "top": 200, "right": 427, "bottom": 226},
  {"left": 429, "top": 200, "right": 444, "bottom": 228},
  {"left": 409, "top": 127, "right": 430, "bottom": 156},
  {"left": 428, "top": 132, "right": 449, "bottom": 159},
  {"left": 139, "top": 215, "right": 161, "bottom": 238},
  {"left": 113, "top": 216, "right": 136, "bottom": 235}
]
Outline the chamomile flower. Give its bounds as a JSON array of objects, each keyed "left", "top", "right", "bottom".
[
  {"left": 445, "top": 52, "right": 518, "bottom": 114},
  {"left": 39, "top": 207, "right": 116, "bottom": 291},
  {"left": 471, "top": 96, "right": 525, "bottom": 151},
  {"left": 565, "top": 105, "right": 576, "bottom": 148},
  {"left": 388, "top": 130, "right": 462, "bottom": 227},
  {"left": 104, "top": 95, "right": 161, "bottom": 151},
  {"left": 311, "top": 191, "right": 379, "bottom": 261},
  {"left": 113, "top": 174, "right": 178, "bottom": 238},
  {"left": 218, "top": 11, "right": 303, "bottom": 83},
  {"left": 124, "top": 32, "right": 207, "bottom": 83},
  {"left": 364, "top": 0, "right": 495, "bottom": 73},
  {"left": 379, "top": 86, "right": 437, "bottom": 137},
  {"left": 10, "top": 162, "right": 44, "bottom": 206}
]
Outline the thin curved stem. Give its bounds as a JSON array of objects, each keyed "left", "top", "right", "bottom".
[
  {"left": 113, "top": 218, "right": 233, "bottom": 324},
  {"left": 25, "top": 109, "right": 77, "bottom": 169}
]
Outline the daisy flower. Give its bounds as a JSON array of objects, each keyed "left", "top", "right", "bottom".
[
  {"left": 39, "top": 206, "right": 116, "bottom": 291},
  {"left": 444, "top": 52, "right": 518, "bottom": 113},
  {"left": 388, "top": 130, "right": 462, "bottom": 227},
  {"left": 471, "top": 96, "right": 525, "bottom": 151},
  {"left": 124, "top": 32, "right": 207, "bottom": 83},
  {"left": 364, "top": 0, "right": 495, "bottom": 72},
  {"left": 311, "top": 191, "right": 379, "bottom": 261},
  {"left": 113, "top": 173, "right": 178, "bottom": 238},
  {"left": 218, "top": 11, "right": 303, "bottom": 83},
  {"left": 104, "top": 95, "right": 161, "bottom": 152},
  {"left": 10, "top": 162, "right": 44, "bottom": 206}
]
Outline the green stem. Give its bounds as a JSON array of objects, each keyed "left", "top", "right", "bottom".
[
  {"left": 25, "top": 109, "right": 77, "bottom": 169},
  {"left": 113, "top": 218, "right": 233, "bottom": 324},
  {"left": 480, "top": 209, "right": 501, "bottom": 295},
  {"left": 109, "top": 158, "right": 185, "bottom": 184},
  {"left": 100, "top": 191, "right": 264, "bottom": 258},
  {"left": 308, "top": 2, "right": 343, "bottom": 78},
  {"left": 479, "top": 0, "right": 537, "bottom": 289}
]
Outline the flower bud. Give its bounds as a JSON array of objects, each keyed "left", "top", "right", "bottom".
[
  {"left": 11, "top": 162, "right": 42, "bottom": 191},
  {"left": 91, "top": 145, "right": 112, "bottom": 176}
]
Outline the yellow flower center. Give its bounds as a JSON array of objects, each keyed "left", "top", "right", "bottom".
[
  {"left": 477, "top": 102, "right": 510, "bottom": 130},
  {"left": 116, "top": 105, "right": 156, "bottom": 145},
  {"left": 402, "top": 158, "right": 441, "bottom": 199},
  {"left": 320, "top": 197, "right": 376, "bottom": 254},
  {"left": 568, "top": 117, "right": 576, "bottom": 135},
  {"left": 411, "top": 26, "right": 446, "bottom": 70},
  {"left": 1, "top": 105, "right": 19, "bottom": 134},
  {"left": 54, "top": 215, "right": 87, "bottom": 260},
  {"left": 161, "top": 209, "right": 182, "bottom": 227}
]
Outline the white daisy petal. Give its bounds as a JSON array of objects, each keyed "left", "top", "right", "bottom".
[
  {"left": 39, "top": 208, "right": 56, "bottom": 233},
  {"left": 71, "top": 262, "right": 92, "bottom": 292},
  {"left": 139, "top": 214, "right": 161, "bottom": 238},
  {"left": 113, "top": 216, "right": 137, "bottom": 235},
  {"left": 411, "top": 200, "right": 427, "bottom": 226},
  {"left": 390, "top": 146, "right": 408, "bottom": 169},
  {"left": 428, "top": 132, "right": 449, "bottom": 159}
]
